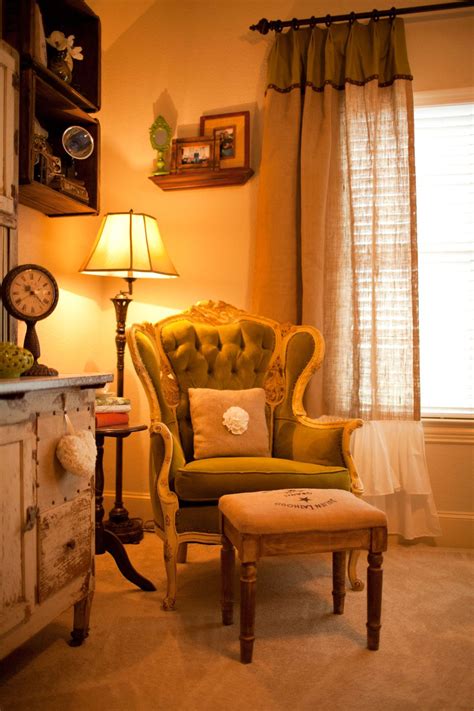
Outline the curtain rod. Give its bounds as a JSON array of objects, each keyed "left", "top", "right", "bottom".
[{"left": 249, "top": 1, "right": 474, "bottom": 34}]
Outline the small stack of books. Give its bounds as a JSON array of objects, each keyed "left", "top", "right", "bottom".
[{"left": 95, "top": 393, "right": 131, "bottom": 427}]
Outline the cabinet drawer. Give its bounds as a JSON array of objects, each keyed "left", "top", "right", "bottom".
[{"left": 38, "top": 493, "right": 93, "bottom": 603}]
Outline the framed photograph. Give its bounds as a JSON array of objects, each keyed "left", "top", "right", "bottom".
[
  {"left": 199, "top": 111, "right": 250, "bottom": 170},
  {"left": 171, "top": 136, "right": 217, "bottom": 172}
]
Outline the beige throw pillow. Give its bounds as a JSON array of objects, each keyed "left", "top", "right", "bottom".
[{"left": 189, "top": 387, "right": 270, "bottom": 459}]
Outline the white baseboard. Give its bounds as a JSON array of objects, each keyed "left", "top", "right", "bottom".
[
  {"left": 389, "top": 512, "right": 474, "bottom": 548},
  {"left": 435, "top": 510, "right": 474, "bottom": 548}
]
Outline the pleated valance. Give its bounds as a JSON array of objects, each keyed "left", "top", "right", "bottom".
[{"left": 266, "top": 18, "right": 412, "bottom": 93}]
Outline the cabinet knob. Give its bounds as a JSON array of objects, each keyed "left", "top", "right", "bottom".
[{"left": 65, "top": 539, "right": 76, "bottom": 550}]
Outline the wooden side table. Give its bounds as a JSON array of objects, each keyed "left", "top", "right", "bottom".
[
  {"left": 95, "top": 423, "right": 155, "bottom": 591},
  {"left": 103, "top": 424, "right": 145, "bottom": 544}
]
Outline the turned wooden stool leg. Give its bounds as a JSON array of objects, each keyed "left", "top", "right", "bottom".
[
  {"left": 367, "top": 551, "right": 384, "bottom": 650},
  {"left": 332, "top": 551, "right": 346, "bottom": 614},
  {"left": 221, "top": 535, "right": 235, "bottom": 626},
  {"left": 240, "top": 562, "right": 257, "bottom": 664}
]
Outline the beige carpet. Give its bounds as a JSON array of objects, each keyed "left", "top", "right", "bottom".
[{"left": 1, "top": 534, "right": 473, "bottom": 711}]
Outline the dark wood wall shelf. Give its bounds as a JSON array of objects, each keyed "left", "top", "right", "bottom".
[
  {"left": 31, "top": 58, "right": 99, "bottom": 113},
  {"left": 19, "top": 180, "right": 97, "bottom": 216},
  {"left": 149, "top": 167, "right": 254, "bottom": 191},
  {"left": 3, "top": 0, "right": 101, "bottom": 217}
]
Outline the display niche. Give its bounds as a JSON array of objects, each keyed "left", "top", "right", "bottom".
[{"left": 3, "top": 0, "right": 101, "bottom": 216}]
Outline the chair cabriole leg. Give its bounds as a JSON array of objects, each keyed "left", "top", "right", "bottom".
[
  {"left": 177, "top": 542, "right": 188, "bottom": 563},
  {"left": 348, "top": 549, "right": 364, "bottom": 591},
  {"left": 162, "top": 538, "right": 178, "bottom": 610}
]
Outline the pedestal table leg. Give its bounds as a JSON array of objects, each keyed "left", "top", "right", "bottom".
[{"left": 94, "top": 431, "right": 156, "bottom": 591}]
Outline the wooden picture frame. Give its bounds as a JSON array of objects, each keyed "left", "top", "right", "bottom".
[
  {"left": 199, "top": 111, "right": 250, "bottom": 170},
  {"left": 171, "top": 136, "right": 217, "bottom": 172}
]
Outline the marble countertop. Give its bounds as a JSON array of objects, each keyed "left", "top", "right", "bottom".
[{"left": 0, "top": 373, "right": 114, "bottom": 396}]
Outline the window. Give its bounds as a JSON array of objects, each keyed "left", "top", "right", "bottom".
[{"left": 414, "top": 93, "right": 474, "bottom": 418}]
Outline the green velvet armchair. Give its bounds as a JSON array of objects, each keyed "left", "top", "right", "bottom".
[{"left": 127, "top": 301, "right": 364, "bottom": 609}]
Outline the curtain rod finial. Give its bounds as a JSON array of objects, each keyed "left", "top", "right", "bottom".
[{"left": 250, "top": 17, "right": 270, "bottom": 34}]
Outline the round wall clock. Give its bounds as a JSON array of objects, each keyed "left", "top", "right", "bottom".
[{"left": 1, "top": 263, "right": 59, "bottom": 377}]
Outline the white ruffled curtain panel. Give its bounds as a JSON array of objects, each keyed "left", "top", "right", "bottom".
[
  {"left": 352, "top": 421, "right": 441, "bottom": 538},
  {"left": 252, "top": 19, "right": 440, "bottom": 538}
]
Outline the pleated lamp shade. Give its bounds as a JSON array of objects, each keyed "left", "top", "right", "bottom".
[{"left": 80, "top": 210, "right": 178, "bottom": 282}]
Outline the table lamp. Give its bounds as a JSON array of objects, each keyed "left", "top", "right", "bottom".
[{"left": 80, "top": 209, "right": 178, "bottom": 543}]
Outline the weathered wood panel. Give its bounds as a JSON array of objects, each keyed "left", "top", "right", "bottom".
[
  {"left": 0, "top": 420, "right": 35, "bottom": 637},
  {"left": 38, "top": 493, "right": 92, "bottom": 603}
]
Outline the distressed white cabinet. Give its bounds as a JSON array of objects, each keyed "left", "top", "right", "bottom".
[{"left": 0, "top": 373, "right": 112, "bottom": 660}]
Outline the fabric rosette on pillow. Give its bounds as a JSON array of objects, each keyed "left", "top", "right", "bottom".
[{"left": 222, "top": 405, "right": 250, "bottom": 435}]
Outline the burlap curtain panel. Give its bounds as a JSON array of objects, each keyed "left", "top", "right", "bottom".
[
  {"left": 253, "top": 19, "right": 441, "bottom": 539},
  {"left": 253, "top": 18, "right": 418, "bottom": 420}
]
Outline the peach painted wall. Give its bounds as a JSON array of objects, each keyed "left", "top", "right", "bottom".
[{"left": 17, "top": 1, "right": 474, "bottom": 540}]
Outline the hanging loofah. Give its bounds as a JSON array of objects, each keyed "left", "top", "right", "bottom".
[{"left": 56, "top": 414, "right": 96, "bottom": 478}]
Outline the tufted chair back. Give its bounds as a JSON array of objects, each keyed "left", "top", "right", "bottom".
[
  {"left": 127, "top": 300, "right": 324, "bottom": 462},
  {"left": 160, "top": 319, "right": 276, "bottom": 460}
]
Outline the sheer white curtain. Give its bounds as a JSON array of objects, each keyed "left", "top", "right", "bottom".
[
  {"left": 253, "top": 19, "right": 441, "bottom": 538},
  {"left": 351, "top": 422, "right": 441, "bottom": 538}
]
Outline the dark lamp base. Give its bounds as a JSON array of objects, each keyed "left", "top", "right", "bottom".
[{"left": 104, "top": 517, "right": 144, "bottom": 544}]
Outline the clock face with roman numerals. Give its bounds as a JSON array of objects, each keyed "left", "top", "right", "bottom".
[{"left": 2, "top": 264, "right": 59, "bottom": 322}]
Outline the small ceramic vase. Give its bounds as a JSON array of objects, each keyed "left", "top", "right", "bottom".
[
  {"left": 0, "top": 343, "right": 34, "bottom": 378},
  {"left": 48, "top": 49, "right": 72, "bottom": 84}
]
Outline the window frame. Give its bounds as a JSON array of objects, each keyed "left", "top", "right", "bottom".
[{"left": 414, "top": 87, "right": 474, "bottom": 421}]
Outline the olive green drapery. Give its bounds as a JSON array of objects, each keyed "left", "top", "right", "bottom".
[{"left": 252, "top": 18, "right": 419, "bottom": 422}]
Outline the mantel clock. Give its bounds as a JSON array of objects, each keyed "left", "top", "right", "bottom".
[{"left": 1, "top": 263, "right": 59, "bottom": 376}]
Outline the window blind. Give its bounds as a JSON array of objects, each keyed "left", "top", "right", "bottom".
[{"left": 414, "top": 102, "right": 474, "bottom": 417}]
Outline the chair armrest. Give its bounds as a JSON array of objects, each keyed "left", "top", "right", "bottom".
[
  {"left": 299, "top": 415, "right": 364, "bottom": 495},
  {"left": 150, "top": 422, "right": 186, "bottom": 507},
  {"left": 274, "top": 415, "right": 364, "bottom": 496}
]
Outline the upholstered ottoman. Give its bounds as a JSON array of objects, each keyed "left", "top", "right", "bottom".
[{"left": 219, "top": 488, "right": 388, "bottom": 663}]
